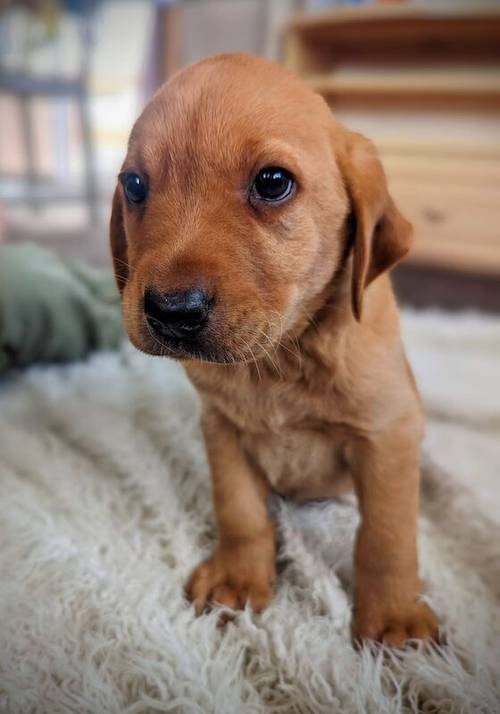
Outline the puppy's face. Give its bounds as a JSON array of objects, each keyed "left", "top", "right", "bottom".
[{"left": 111, "top": 55, "right": 410, "bottom": 363}]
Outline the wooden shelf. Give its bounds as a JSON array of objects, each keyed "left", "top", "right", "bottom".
[
  {"left": 286, "top": 3, "right": 500, "bottom": 57},
  {"left": 288, "top": 4, "right": 500, "bottom": 33},
  {"left": 376, "top": 139, "right": 500, "bottom": 162},
  {"left": 283, "top": 4, "right": 500, "bottom": 276},
  {"left": 306, "top": 69, "right": 500, "bottom": 105}
]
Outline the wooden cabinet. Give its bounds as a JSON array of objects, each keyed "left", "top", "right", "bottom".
[{"left": 283, "top": 5, "right": 500, "bottom": 276}]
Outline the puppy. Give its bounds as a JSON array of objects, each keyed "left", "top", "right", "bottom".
[{"left": 110, "top": 53, "right": 439, "bottom": 646}]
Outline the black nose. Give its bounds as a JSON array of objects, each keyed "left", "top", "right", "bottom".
[{"left": 144, "top": 288, "right": 212, "bottom": 340}]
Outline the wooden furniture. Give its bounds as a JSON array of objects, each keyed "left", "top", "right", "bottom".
[{"left": 283, "top": 5, "right": 500, "bottom": 277}]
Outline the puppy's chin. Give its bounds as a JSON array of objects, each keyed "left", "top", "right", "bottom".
[
  {"left": 127, "top": 320, "right": 281, "bottom": 366},
  {"left": 126, "top": 324, "right": 238, "bottom": 365},
  {"left": 129, "top": 332, "right": 219, "bottom": 364}
]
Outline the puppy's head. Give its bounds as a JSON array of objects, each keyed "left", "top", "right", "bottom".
[{"left": 111, "top": 53, "right": 411, "bottom": 363}]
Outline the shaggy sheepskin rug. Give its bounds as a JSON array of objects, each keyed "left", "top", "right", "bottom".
[{"left": 0, "top": 310, "right": 499, "bottom": 714}]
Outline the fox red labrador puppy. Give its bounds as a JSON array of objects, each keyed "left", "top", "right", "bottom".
[{"left": 110, "top": 53, "right": 439, "bottom": 645}]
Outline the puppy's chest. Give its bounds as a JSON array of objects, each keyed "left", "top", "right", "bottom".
[
  {"left": 203, "top": 372, "right": 352, "bottom": 497},
  {"left": 214, "top": 370, "right": 341, "bottom": 432}
]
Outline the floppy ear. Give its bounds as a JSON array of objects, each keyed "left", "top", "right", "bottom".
[
  {"left": 336, "top": 129, "right": 413, "bottom": 321},
  {"left": 109, "top": 186, "right": 128, "bottom": 295}
]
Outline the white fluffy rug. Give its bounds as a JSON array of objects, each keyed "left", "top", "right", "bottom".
[{"left": 1, "top": 310, "right": 499, "bottom": 714}]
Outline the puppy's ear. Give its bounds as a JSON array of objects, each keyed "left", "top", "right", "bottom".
[
  {"left": 109, "top": 186, "right": 128, "bottom": 295},
  {"left": 336, "top": 129, "right": 413, "bottom": 321}
]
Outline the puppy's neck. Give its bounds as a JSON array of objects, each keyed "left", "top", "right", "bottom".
[
  {"left": 270, "top": 268, "right": 397, "bottom": 382},
  {"left": 281, "top": 261, "right": 353, "bottom": 363}
]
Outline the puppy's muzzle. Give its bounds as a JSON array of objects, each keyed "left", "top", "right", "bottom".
[{"left": 144, "top": 288, "right": 212, "bottom": 341}]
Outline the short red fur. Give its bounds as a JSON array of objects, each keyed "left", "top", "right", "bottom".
[{"left": 110, "top": 54, "right": 439, "bottom": 646}]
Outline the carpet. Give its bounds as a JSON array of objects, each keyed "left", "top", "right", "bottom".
[{"left": 0, "top": 309, "right": 499, "bottom": 714}]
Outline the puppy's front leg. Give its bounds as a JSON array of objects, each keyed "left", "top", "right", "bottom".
[
  {"left": 351, "top": 420, "right": 439, "bottom": 646},
  {"left": 186, "top": 407, "right": 275, "bottom": 615}
]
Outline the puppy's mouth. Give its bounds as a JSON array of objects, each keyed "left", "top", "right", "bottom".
[
  {"left": 129, "top": 289, "right": 286, "bottom": 364},
  {"left": 139, "top": 315, "right": 279, "bottom": 366},
  {"left": 127, "top": 286, "right": 290, "bottom": 365},
  {"left": 145, "top": 328, "right": 215, "bottom": 362}
]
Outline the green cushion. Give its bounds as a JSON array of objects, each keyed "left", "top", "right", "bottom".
[{"left": 0, "top": 242, "right": 123, "bottom": 371}]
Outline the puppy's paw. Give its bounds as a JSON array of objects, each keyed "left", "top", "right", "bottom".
[
  {"left": 352, "top": 601, "right": 440, "bottom": 647},
  {"left": 185, "top": 538, "right": 275, "bottom": 616}
]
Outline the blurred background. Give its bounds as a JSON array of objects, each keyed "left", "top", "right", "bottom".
[{"left": 1, "top": 0, "right": 499, "bottom": 309}]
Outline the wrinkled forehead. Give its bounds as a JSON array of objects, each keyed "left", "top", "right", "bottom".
[{"left": 125, "top": 59, "right": 332, "bottom": 180}]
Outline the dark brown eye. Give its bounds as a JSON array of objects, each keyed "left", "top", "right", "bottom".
[
  {"left": 252, "top": 167, "right": 294, "bottom": 202},
  {"left": 120, "top": 172, "right": 147, "bottom": 204}
]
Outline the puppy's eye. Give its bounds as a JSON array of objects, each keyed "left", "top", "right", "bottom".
[
  {"left": 120, "top": 172, "right": 147, "bottom": 204},
  {"left": 252, "top": 166, "right": 294, "bottom": 203}
]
